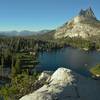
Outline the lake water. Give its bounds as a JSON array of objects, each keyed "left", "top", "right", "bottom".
[{"left": 36, "top": 47, "right": 100, "bottom": 77}]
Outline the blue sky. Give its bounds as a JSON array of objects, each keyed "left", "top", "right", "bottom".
[{"left": 0, "top": 0, "right": 99, "bottom": 31}]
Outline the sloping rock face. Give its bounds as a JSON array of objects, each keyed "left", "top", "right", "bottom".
[
  {"left": 54, "top": 7, "right": 100, "bottom": 39},
  {"left": 20, "top": 68, "right": 100, "bottom": 100}
]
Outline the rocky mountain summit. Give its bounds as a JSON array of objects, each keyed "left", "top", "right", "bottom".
[
  {"left": 54, "top": 7, "right": 100, "bottom": 39},
  {"left": 20, "top": 68, "right": 100, "bottom": 100},
  {"left": 79, "top": 7, "right": 96, "bottom": 19}
]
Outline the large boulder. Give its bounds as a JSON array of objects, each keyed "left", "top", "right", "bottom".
[
  {"left": 20, "top": 68, "right": 76, "bottom": 100},
  {"left": 20, "top": 67, "right": 100, "bottom": 100}
]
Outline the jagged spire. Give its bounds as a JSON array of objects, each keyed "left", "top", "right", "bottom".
[
  {"left": 79, "top": 7, "right": 96, "bottom": 19},
  {"left": 79, "top": 9, "right": 85, "bottom": 16},
  {"left": 86, "top": 7, "right": 96, "bottom": 18}
]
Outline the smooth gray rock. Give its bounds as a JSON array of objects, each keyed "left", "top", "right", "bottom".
[{"left": 20, "top": 67, "right": 100, "bottom": 100}]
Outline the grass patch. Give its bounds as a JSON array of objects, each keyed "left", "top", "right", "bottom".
[{"left": 90, "top": 64, "right": 100, "bottom": 75}]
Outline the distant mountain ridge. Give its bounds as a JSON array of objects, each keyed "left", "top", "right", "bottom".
[
  {"left": 1, "top": 7, "right": 100, "bottom": 39},
  {"left": 54, "top": 7, "right": 100, "bottom": 39},
  {"left": 0, "top": 30, "right": 51, "bottom": 36}
]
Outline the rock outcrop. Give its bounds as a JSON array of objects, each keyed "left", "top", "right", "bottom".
[
  {"left": 79, "top": 7, "right": 96, "bottom": 20},
  {"left": 54, "top": 7, "right": 100, "bottom": 39},
  {"left": 20, "top": 67, "right": 100, "bottom": 100}
]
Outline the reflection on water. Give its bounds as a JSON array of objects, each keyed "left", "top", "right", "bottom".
[{"left": 36, "top": 47, "right": 100, "bottom": 76}]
